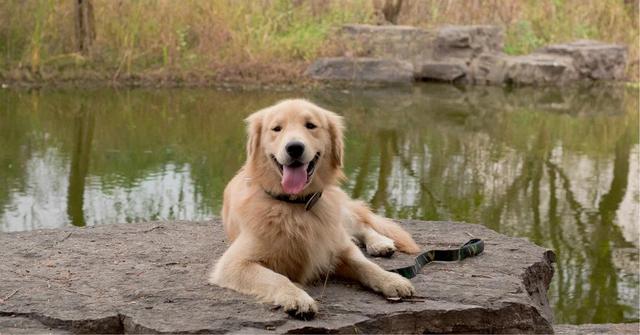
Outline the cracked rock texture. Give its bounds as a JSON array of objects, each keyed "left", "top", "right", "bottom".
[{"left": 1, "top": 220, "right": 556, "bottom": 334}]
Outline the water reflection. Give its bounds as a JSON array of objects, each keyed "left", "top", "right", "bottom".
[
  {"left": 67, "top": 103, "right": 94, "bottom": 227},
  {"left": 0, "top": 85, "right": 637, "bottom": 324}
]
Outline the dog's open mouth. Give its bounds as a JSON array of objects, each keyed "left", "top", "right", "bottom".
[{"left": 271, "top": 153, "right": 320, "bottom": 195}]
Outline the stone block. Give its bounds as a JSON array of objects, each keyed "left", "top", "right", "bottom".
[
  {"left": 305, "top": 57, "right": 414, "bottom": 83},
  {"left": 503, "top": 53, "right": 579, "bottom": 85},
  {"left": 435, "top": 25, "right": 505, "bottom": 60},
  {"left": 468, "top": 53, "right": 578, "bottom": 86},
  {"left": 338, "top": 24, "right": 438, "bottom": 67},
  {"left": 417, "top": 61, "right": 468, "bottom": 81},
  {"left": 538, "top": 40, "right": 628, "bottom": 80}
]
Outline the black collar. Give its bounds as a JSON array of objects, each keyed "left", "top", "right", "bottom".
[{"left": 264, "top": 190, "right": 323, "bottom": 211}]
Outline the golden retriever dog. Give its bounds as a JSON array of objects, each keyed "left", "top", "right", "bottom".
[{"left": 209, "top": 99, "right": 420, "bottom": 320}]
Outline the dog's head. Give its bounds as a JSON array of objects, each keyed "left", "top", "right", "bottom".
[{"left": 244, "top": 99, "right": 344, "bottom": 195}]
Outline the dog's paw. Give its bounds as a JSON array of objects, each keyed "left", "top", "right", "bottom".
[
  {"left": 275, "top": 290, "right": 318, "bottom": 321},
  {"left": 375, "top": 273, "right": 415, "bottom": 298},
  {"left": 365, "top": 235, "right": 396, "bottom": 257},
  {"left": 286, "top": 307, "right": 316, "bottom": 321}
]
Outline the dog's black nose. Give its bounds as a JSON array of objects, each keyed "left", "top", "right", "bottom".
[{"left": 286, "top": 141, "right": 305, "bottom": 159}]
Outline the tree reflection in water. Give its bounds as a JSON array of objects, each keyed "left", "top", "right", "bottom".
[{"left": 67, "top": 103, "right": 95, "bottom": 227}]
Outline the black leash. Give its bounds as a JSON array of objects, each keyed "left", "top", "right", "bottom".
[{"left": 389, "top": 239, "right": 484, "bottom": 279}]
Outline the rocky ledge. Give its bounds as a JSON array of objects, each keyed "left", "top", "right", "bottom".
[
  {"left": 0, "top": 220, "right": 556, "bottom": 334},
  {"left": 306, "top": 24, "right": 627, "bottom": 86}
]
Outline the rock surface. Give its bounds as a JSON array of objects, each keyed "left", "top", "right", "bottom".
[
  {"left": 417, "top": 61, "right": 468, "bottom": 82},
  {"left": 468, "top": 53, "right": 579, "bottom": 85},
  {"left": 337, "top": 24, "right": 438, "bottom": 67},
  {"left": 434, "top": 25, "right": 504, "bottom": 60},
  {"left": 0, "top": 220, "right": 556, "bottom": 333},
  {"left": 336, "top": 24, "right": 503, "bottom": 68},
  {"left": 0, "top": 315, "right": 70, "bottom": 334},
  {"left": 307, "top": 24, "right": 628, "bottom": 86},
  {"left": 538, "top": 40, "right": 628, "bottom": 80},
  {"left": 304, "top": 57, "right": 414, "bottom": 83}
]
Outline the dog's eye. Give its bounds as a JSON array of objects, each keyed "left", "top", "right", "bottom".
[
  {"left": 272, "top": 126, "right": 282, "bottom": 132},
  {"left": 305, "top": 122, "right": 317, "bottom": 129}
]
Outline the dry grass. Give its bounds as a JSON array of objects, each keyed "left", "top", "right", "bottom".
[
  {"left": 0, "top": 0, "right": 373, "bottom": 82},
  {"left": 0, "top": 0, "right": 637, "bottom": 83}
]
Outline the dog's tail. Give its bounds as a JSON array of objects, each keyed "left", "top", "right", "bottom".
[{"left": 353, "top": 201, "right": 421, "bottom": 254}]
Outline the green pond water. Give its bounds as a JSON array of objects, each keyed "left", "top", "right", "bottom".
[{"left": 1, "top": 84, "right": 638, "bottom": 324}]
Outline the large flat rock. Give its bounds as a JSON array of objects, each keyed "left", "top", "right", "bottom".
[
  {"left": 538, "top": 40, "right": 628, "bottom": 80},
  {"left": 337, "top": 24, "right": 503, "bottom": 67},
  {"left": 434, "top": 25, "right": 504, "bottom": 60},
  {"left": 337, "top": 24, "right": 438, "bottom": 67},
  {"left": 0, "top": 220, "right": 555, "bottom": 333},
  {"left": 304, "top": 57, "right": 414, "bottom": 84},
  {"left": 417, "top": 60, "right": 468, "bottom": 82},
  {"left": 468, "top": 53, "right": 579, "bottom": 86}
]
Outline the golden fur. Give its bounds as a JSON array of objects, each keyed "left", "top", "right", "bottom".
[{"left": 209, "top": 99, "right": 420, "bottom": 319}]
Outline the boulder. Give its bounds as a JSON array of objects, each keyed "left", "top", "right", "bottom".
[
  {"left": 335, "top": 24, "right": 503, "bottom": 69},
  {"left": 0, "top": 220, "right": 555, "bottom": 333},
  {"left": 337, "top": 24, "right": 438, "bottom": 67},
  {"left": 466, "top": 40, "right": 627, "bottom": 85},
  {"left": 537, "top": 40, "right": 628, "bottom": 80},
  {"left": 304, "top": 57, "right": 414, "bottom": 84},
  {"left": 417, "top": 61, "right": 468, "bottom": 81},
  {"left": 434, "top": 25, "right": 504, "bottom": 60},
  {"left": 331, "top": 24, "right": 506, "bottom": 83},
  {"left": 503, "top": 54, "right": 579, "bottom": 85},
  {"left": 468, "top": 53, "right": 578, "bottom": 86},
  {"left": 466, "top": 52, "right": 509, "bottom": 85}
]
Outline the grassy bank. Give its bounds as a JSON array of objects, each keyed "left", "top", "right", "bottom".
[{"left": 1, "top": 0, "right": 638, "bottom": 86}]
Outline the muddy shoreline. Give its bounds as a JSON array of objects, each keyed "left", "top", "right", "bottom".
[
  {"left": 2, "top": 73, "right": 635, "bottom": 92},
  {"left": 0, "top": 64, "right": 316, "bottom": 91}
]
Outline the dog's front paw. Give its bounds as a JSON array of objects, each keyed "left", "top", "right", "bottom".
[
  {"left": 275, "top": 289, "right": 318, "bottom": 321},
  {"left": 375, "top": 273, "right": 415, "bottom": 298},
  {"left": 365, "top": 235, "right": 396, "bottom": 257}
]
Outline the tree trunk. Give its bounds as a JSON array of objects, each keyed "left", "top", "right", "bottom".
[
  {"left": 75, "top": 0, "right": 96, "bottom": 54},
  {"left": 373, "top": 0, "right": 403, "bottom": 25}
]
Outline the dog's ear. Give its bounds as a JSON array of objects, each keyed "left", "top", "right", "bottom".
[
  {"left": 244, "top": 110, "right": 264, "bottom": 163},
  {"left": 325, "top": 110, "right": 345, "bottom": 168}
]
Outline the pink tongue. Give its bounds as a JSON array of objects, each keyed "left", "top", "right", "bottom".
[{"left": 282, "top": 163, "right": 309, "bottom": 195}]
